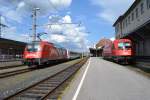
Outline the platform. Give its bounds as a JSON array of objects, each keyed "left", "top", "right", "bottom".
[
  {"left": 0, "top": 61, "right": 22, "bottom": 68},
  {"left": 62, "top": 57, "right": 150, "bottom": 100}
]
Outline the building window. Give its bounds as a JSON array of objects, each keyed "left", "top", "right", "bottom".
[
  {"left": 123, "top": 21, "right": 125, "bottom": 29},
  {"left": 132, "top": 12, "right": 134, "bottom": 21},
  {"left": 124, "top": 22, "right": 125, "bottom": 28},
  {"left": 141, "top": 3, "right": 144, "bottom": 14},
  {"left": 128, "top": 16, "right": 130, "bottom": 24},
  {"left": 136, "top": 8, "right": 139, "bottom": 18},
  {"left": 147, "top": 0, "right": 150, "bottom": 9},
  {"left": 118, "top": 24, "right": 120, "bottom": 32},
  {"left": 126, "top": 19, "right": 128, "bottom": 27},
  {"left": 115, "top": 25, "right": 118, "bottom": 33}
]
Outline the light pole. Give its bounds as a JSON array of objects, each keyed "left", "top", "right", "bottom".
[
  {"left": 32, "top": 8, "right": 40, "bottom": 42},
  {"left": 0, "top": 15, "right": 1, "bottom": 38}
]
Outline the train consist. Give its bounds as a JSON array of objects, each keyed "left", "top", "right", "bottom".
[
  {"left": 23, "top": 41, "right": 81, "bottom": 67},
  {"left": 102, "top": 39, "right": 134, "bottom": 64}
]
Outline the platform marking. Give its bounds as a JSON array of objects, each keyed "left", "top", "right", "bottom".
[{"left": 72, "top": 58, "right": 91, "bottom": 100}]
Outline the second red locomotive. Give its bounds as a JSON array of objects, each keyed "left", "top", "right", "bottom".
[{"left": 102, "top": 39, "right": 134, "bottom": 64}]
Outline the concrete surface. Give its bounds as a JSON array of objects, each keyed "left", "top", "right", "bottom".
[{"left": 62, "top": 57, "right": 150, "bottom": 100}]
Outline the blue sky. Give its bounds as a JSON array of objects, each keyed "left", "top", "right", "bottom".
[{"left": 0, "top": 0, "right": 134, "bottom": 51}]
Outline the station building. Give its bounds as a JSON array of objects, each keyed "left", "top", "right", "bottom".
[
  {"left": 89, "top": 38, "right": 111, "bottom": 57},
  {"left": 0, "top": 38, "right": 26, "bottom": 61},
  {"left": 113, "top": 0, "right": 150, "bottom": 63}
]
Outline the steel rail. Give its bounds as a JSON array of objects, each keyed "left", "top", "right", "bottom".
[{"left": 0, "top": 68, "right": 33, "bottom": 78}]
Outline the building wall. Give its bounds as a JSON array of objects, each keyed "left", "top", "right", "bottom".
[
  {"left": 96, "top": 38, "right": 112, "bottom": 48},
  {"left": 115, "top": 22, "right": 122, "bottom": 38},
  {"left": 115, "top": 0, "right": 150, "bottom": 37},
  {"left": 0, "top": 38, "right": 26, "bottom": 61},
  {"left": 122, "top": 0, "right": 150, "bottom": 35},
  {"left": 144, "top": 39, "right": 150, "bottom": 55},
  {"left": 135, "top": 39, "right": 150, "bottom": 56}
]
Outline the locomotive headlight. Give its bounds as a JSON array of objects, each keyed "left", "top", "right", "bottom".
[{"left": 38, "top": 46, "right": 41, "bottom": 51}]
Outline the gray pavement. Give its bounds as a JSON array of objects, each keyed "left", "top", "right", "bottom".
[{"left": 62, "top": 57, "right": 150, "bottom": 100}]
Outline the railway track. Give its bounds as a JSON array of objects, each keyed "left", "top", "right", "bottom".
[
  {"left": 0, "top": 64, "right": 23, "bottom": 70},
  {"left": 0, "top": 59, "right": 79, "bottom": 79},
  {"left": 0, "top": 68, "right": 33, "bottom": 78},
  {"left": 4, "top": 58, "right": 88, "bottom": 100}
]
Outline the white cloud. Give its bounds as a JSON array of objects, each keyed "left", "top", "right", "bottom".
[
  {"left": 43, "top": 15, "right": 89, "bottom": 52},
  {"left": 0, "top": 0, "right": 73, "bottom": 43},
  {"left": 2, "top": 26, "right": 30, "bottom": 42},
  {"left": 5, "top": 10, "right": 22, "bottom": 23},
  {"left": 0, "top": 0, "right": 72, "bottom": 23},
  {"left": 91, "top": 0, "right": 135, "bottom": 23},
  {"left": 50, "top": 34, "right": 67, "bottom": 43},
  {"left": 62, "top": 15, "right": 72, "bottom": 23}
]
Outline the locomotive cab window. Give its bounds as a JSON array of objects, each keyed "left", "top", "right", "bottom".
[
  {"left": 27, "top": 42, "right": 41, "bottom": 52},
  {"left": 118, "top": 42, "right": 131, "bottom": 50}
]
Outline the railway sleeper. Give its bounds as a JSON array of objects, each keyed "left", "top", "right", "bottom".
[
  {"left": 44, "top": 81, "right": 62, "bottom": 84},
  {"left": 26, "top": 90, "right": 50, "bottom": 94},
  {"left": 14, "top": 93, "right": 43, "bottom": 100},
  {"left": 38, "top": 84, "right": 58, "bottom": 87},
  {"left": 32, "top": 86, "right": 55, "bottom": 91}
]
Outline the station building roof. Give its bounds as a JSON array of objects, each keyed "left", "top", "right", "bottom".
[
  {"left": 0, "top": 38, "right": 27, "bottom": 49},
  {"left": 96, "top": 38, "right": 112, "bottom": 48}
]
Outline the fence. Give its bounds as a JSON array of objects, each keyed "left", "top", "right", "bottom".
[{"left": 0, "top": 55, "right": 23, "bottom": 62}]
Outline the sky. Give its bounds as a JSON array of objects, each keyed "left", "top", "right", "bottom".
[{"left": 0, "top": 0, "right": 135, "bottom": 52}]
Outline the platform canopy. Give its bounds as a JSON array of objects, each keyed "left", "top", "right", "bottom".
[
  {"left": 0, "top": 38, "right": 27, "bottom": 56},
  {"left": 89, "top": 47, "right": 103, "bottom": 57}
]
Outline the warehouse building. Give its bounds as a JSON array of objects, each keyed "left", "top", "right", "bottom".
[{"left": 113, "top": 0, "right": 150, "bottom": 64}]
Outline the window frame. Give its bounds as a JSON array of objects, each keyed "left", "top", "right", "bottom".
[
  {"left": 147, "top": 0, "right": 150, "bottom": 9},
  {"left": 135, "top": 8, "right": 139, "bottom": 18},
  {"left": 131, "top": 12, "right": 134, "bottom": 21},
  {"left": 141, "top": 2, "right": 144, "bottom": 14}
]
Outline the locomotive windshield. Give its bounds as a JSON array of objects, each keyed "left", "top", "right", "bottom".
[
  {"left": 118, "top": 42, "right": 131, "bottom": 50},
  {"left": 27, "top": 42, "right": 40, "bottom": 52}
]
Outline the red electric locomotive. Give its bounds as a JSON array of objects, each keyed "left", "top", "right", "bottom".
[
  {"left": 102, "top": 39, "right": 133, "bottom": 64},
  {"left": 23, "top": 41, "right": 68, "bottom": 67}
]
